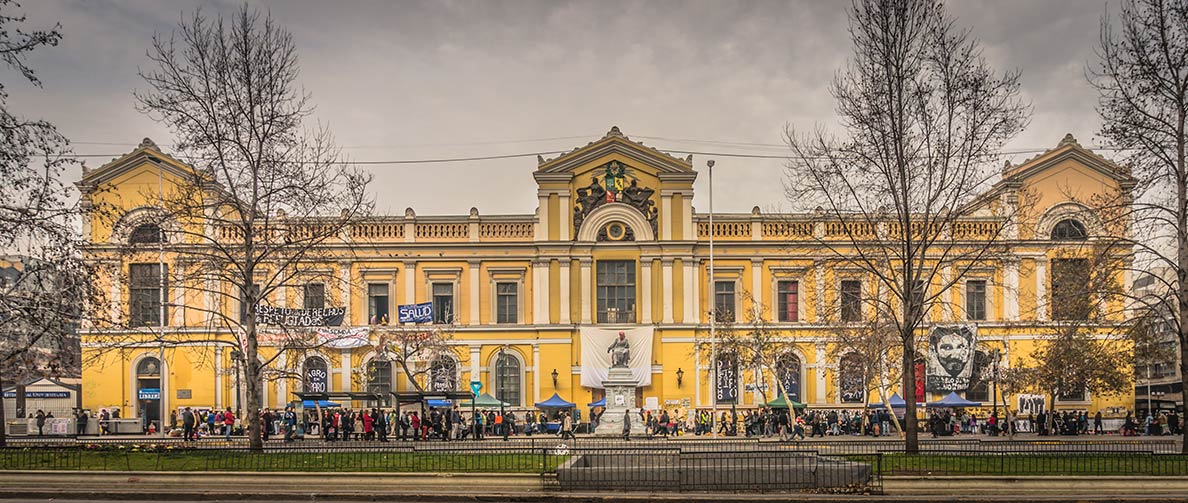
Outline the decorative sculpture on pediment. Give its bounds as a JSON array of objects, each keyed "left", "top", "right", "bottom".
[{"left": 573, "top": 161, "right": 659, "bottom": 237}]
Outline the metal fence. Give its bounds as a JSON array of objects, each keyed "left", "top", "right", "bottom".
[{"left": 3, "top": 441, "right": 1187, "bottom": 494}]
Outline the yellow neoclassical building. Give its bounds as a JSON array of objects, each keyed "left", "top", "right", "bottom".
[{"left": 77, "top": 128, "right": 1136, "bottom": 427}]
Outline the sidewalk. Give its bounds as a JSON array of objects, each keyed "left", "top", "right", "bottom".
[{"left": 0, "top": 471, "right": 1186, "bottom": 502}]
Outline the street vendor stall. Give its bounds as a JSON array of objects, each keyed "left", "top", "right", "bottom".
[{"left": 535, "top": 393, "right": 575, "bottom": 433}]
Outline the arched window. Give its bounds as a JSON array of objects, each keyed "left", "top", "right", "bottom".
[
  {"left": 303, "top": 357, "right": 328, "bottom": 393},
  {"left": 366, "top": 359, "right": 392, "bottom": 405},
  {"left": 839, "top": 353, "right": 865, "bottom": 404},
  {"left": 494, "top": 352, "right": 521, "bottom": 406},
  {"left": 129, "top": 223, "right": 164, "bottom": 244},
  {"left": 135, "top": 357, "right": 162, "bottom": 429},
  {"left": 429, "top": 355, "right": 458, "bottom": 392},
  {"left": 775, "top": 353, "right": 802, "bottom": 403},
  {"left": 1051, "top": 219, "right": 1088, "bottom": 240}
]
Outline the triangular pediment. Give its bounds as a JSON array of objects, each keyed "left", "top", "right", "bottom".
[
  {"left": 1002, "top": 134, "right": 1135, "bottom": 185},
  {"left": 535, "top": 126, "right": 694, "bottom": 177},
  {"left": 76, "top": 137, "right": 203, "bottom": 194}
]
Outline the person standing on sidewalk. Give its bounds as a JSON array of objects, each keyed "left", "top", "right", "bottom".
[
  {"left": 223, "top": 407, "right": 235, "bottom": 441},
  {"left": 182, "top": 407, "right": 195, "bottom": 442},
  {"left": 75, "top": 409, "right": 89, "bottom": 437},
  {"left": 622, "top": 410, "right": 631, "bottom": 441},
  {"left": 560, "top": 412, "right": 575, "bottom": 440},
  {"left": 283, "top": 406, "right": 297, "bottom": 442}
]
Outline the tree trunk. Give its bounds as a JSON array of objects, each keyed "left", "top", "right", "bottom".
[
  {"left": 246, "top": 308, "right": 263, "bottom": 452},
  {"left": 0, "top": 372, "right": 7, "bottom": 448},
  {"left": 902, "top": 338, "right": 919, "bottom": 452},
  {"left": 1177, "top": 121, "right": 1188, "bottom": 455}
]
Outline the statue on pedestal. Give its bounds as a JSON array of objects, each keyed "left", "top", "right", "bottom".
[{"left": 607, "top": 331, "right": 630, "bottom": 368}]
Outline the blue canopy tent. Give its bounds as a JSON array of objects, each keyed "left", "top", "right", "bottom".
[
  {"left": 588, "top": 397, "right": 606, "bottom": 408},
  {"left": 302, "top": 399, "right": 341, "bottom": 408},
  {"left": 535, "top": 393, "right": 576, "bottom": 408},
  {"left": 927, "top": 392, "right": 982, "bottom": 408},
  {"left": 865, "top": 393, "right": 923, "bottom": 409}
]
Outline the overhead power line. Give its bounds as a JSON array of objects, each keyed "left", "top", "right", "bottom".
[{"left": 71, "top": 144, "right": 1131, "bottom": 166}]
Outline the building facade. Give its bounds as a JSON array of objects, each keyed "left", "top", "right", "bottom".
[{"left": 77, "top": 128, "right": 1137, "bottom": 423}]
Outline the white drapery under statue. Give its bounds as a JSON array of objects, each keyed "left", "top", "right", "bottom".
[{"left": 580, "top": 326, "right": 653, "bottom": 388}]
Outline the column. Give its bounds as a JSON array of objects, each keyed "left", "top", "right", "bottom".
[
  {"left": 1004, "top": 260, "right": 1019, "bottom": 321},
  {"left": 751, "top": 259, "right": 763, "bottom": 318},
  {"left": 1036, "top": 257, "right": 1048, "bottom": 321},
  {"left": 814, "top": 261, "right": 826, "bottom": 322},
  {"left": 640, "top": 259, "right": 653, "bottom": 324},
  {"left": 533, "top": 344, "right": 541, "bottom": 404},
  {"left": 277, "top": 270, "right": 287, "bottom": 308},
  {"left": 683, "top": 259, "right": 695, "bottom": 324},
  {"left": 533, "top": 260, "right": 549, "bottom": 324},
  {"left": 691, "top": 259, "right": 701, "bottom": 323},
  {"left": 276, "top": 352, "right": 287, "bottom": 409},
  {"left": 404, "top": 261, "right": 416, "bottom": 304},
  {"left": 814, "top": 343, "right": 827, "bottom": 405},
  {"left": 559, "top": 194, "right": 571, "bottom": 241},
  {"left": 693, "top": 347, "right": 702, "bottom": 407},
  {"left": 214, "top": 346, "right": 224, "bottom": 409},
  {"left": 661, "top": 259, "right": 674, "bottom": 323},
  {"left": 941, "top": 265, "right": 953, "bottom": 321},
  {"left": 109, "top": 264, "right": 121, "bottom": 324},
  {"left": 661, "top": 194, "right": 673, "bottom": 240},
  {"left": 340, "top": 348, "right": 352, "bottom": 392},
  {"left": 339, "top": 261, "right": 352, "bottom": 321},
  {"left": 580, "top": 259, "right": 593, "bottom": 324},
  {"left": 469, "top": 261, "right": 481, "bottom": 325},
  {"left": 536, "top": 193, "right": 550, "bottom": 241},
  {"left": 469, "top": 345, "right": 481, "bottom": 384},
  {"left": 559, "top": 260, "right": 571, "bottom": 324},
  {"left": 171, "top": 275, "right": 185, "bottom": 326},
  {"left": 682, "top": 195, "right": 693, "bottom": 241}
]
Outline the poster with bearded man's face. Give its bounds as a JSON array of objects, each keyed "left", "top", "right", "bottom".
[{"left": 925, "top": 325, "right": 977, "bottom": 392}]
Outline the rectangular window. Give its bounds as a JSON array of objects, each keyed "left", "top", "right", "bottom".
[
  {"left": 496, "top": 282, "right": 518, "bottom": 324},
  {"left": 966, "top": 280, "right": 986, "bottom": 321},
  {"left": 129, "top": 263, "right": 167, "bottom": 326},
  {"left": 777, "top": 280, "right": 799, "bottom": 322},
  {"left": 368, "top": 283, "right": 390, "bottom": 324},
  {"left": 714, "top": 281, "right": 736, "bottom": 323},
  {"left": 239, "top": 283, "right": 260, "bottom": 324},
  {"left": 1051, "top": 258, "right": 1090, "bottom": 321},
  {"left": 596, "top": 260, "right": 636, "bottom": 323},
  {"left": 303, "top": 283, "right": 325, "bottom": 310},
  {"left": 840, "top": 280, "right": 862, "bottom": 322},
  {"left": 432, "top": 282, "right": 454, "bottom": 324}
]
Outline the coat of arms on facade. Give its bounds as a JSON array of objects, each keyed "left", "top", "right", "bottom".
[{"left": 574, "top": 161, "right": 658, "bottom": 237}]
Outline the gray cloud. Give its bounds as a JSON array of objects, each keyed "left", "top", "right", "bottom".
[{"left": 7, "top": 0, "right": 1106, "bottom": 215}]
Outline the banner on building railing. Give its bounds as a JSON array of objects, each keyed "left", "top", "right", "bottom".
[
  {"left": 255, "top": 326, "right": 371, "bottom": 349},
  {"left": 925, "top": 325, "right": 977, "bottom": 392},
  {"left": 397, "top": 302, "right": 433, "bottom": 324},
  {"left": 579, "top": 327, "right": 653, "bottom": 389},
  {"left": 254, "top": 304, "right": 345, "bottom": 327}
]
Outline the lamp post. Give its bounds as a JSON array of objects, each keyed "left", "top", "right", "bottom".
[
  {"left": 551, "top": 368, "right": 559, "bottom": 389},
  {"left": 707, "top": 159, "right": 717, "bottom": 437},
  {"left": 676, "top": 368, "right": 684, "bottom": 388},
  {"left": 991, "top": 349, "right": 1000, "bottom": 421},
  {"left": 230, "top": 349, "right": 243, "bottom": 416}
]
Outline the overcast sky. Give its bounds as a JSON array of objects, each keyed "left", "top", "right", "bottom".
[{"left": 8, "top": 0, "right": 1109, "bottom": 216}]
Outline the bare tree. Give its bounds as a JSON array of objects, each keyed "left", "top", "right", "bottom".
[
  {"left": 828, "top": 301, "right": 906, "bottom": 434},
  {"left": 1015, "top": 245, "right": 1134, "bottom": 432},
  {"left": 783, "top": 0, "right": 1029, "bottom": 452},
  {"left": 0, "top": 1, "right": 110, "bottom": 447},
  {"left": 1090, "top": 0, "right": 1188, "bottom": 452},
  {"left": 695, "top": 296, "right": 799, "bottom": 406},
  {"left": 108, "top": 6, "right": 373, "bottom": 451},
  {"left": 376, "top": 322, "right": 457, "bottom": 394}
]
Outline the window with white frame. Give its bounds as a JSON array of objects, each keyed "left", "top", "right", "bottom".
[
  {"left": 496, "top": 282, "right": 518, "bottom": 324},
  {"left": 966, "top": 280, "right": 987, "bottom": 321}
]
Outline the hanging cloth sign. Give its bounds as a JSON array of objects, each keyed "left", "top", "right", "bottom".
[{"left": 255, "top": 304, "right": 345, "bottom": 327}]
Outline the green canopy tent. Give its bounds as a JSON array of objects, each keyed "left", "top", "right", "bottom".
[
  {"left": 460, "top": 392, "right": 509, "bottom": 408},
  {"left": 765, "top": 395, "right": 807, "bottom": 409}
]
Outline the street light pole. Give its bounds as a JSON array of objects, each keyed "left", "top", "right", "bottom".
[
  {"left": 707, "top": 159, "right": 717, "bottom": 437},
  {"left": 497, "top": 345, "right": 508, "bottom": 441}
]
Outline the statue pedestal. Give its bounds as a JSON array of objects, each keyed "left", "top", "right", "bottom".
[{"left": 594, "top": 367, "right": 646, "bottom": 437}]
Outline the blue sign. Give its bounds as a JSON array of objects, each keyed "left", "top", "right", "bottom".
[
  {"left": 397, "top": 302, "right": 433, "bottom": 323},
  {"left": 138, "top": 388, "right": 161, "bottom": 400},
  {"left": 470, "top": 380, "right": 482, "bottom": 396},
  {"left": 2, "top": 391, "right": 70, "bottom": 399}
]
